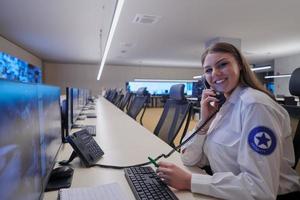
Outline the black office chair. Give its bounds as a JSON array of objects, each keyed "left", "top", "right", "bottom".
[
  {"left": 288, "top": 68, "right": 300, "bottom": 169},
  {"left": 118, "top": 92, "right": 132, "bottom": 111},
  {"left": 104, "top": 89, "right": 111, "bottom": 99},
  {"left": 284, "top": 96, "right": 297, "bottom": 105},
  {"left": 107, "top": 89, "right": 117, "bottom": 102},
  {"left": 153, "top": 84, "right": 192, "bottom": 148},
  {"left": 127, "top": 87, "right": 149, "bottom": 125},
  {"left": 113, "top": 89, "right": 124, "bottom": 106}
]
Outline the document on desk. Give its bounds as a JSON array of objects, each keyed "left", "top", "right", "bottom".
[{"left": 59, "top": 182, "right": 128, "bottom": 200}]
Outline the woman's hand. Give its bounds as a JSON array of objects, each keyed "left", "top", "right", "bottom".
[
  {"left": 200, "top": 89, "right": 220, "bottom": 121},
  {"left": 156, "top": 161, "right": 191, "bottom": 190}
]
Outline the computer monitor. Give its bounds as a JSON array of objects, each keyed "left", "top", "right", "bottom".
[
  {"left": 71, "top": 88, "right": 80, "bottom": 124},
  {"left": 37, "top": 84, "right": 62, "bottom": 185},
  {"left": 61, "top": 87, "right": 73, "bottom": 142},
  {"left": 0, "top": 79, "right": 62, "bottom": 200}
]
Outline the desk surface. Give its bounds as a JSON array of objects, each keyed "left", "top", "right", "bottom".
[{"left": 43, "top": 97, "right": 214, "bottom": 200}]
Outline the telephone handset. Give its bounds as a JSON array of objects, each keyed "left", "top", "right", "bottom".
[
  {"left": 66, "top": 129, "right": 104, "bottom": 167},
  {"left": 203, "top": 78, "right": 226, "bottom": 105}
]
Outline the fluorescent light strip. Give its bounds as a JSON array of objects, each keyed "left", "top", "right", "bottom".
[
  {"left": 251, "top": 66, "right": 272, "bottom": 72},
  {"left": 97, "top": 0, "right": 125, "bottom": 80},
  {"left": 264, "top": 74, "right": 291, "bottom": 79},
  {"left": 193, "top": 75, "right": 202, "bottom": 79},
  {"left": 133, "top": 79, "right": 198, "bottom": 82}
]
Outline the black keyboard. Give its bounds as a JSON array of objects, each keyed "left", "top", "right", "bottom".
[
  {"left": 85, "top": 113, "right": 97, "bottom": 118},
  {"left": 125, "top": 167, "right": 178, "bottom": 200},
  {"left": 84, "top": 125, "right": 96, "bottom": 136}
]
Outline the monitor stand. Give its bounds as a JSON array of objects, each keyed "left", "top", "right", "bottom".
[{"left": 45, "top": 166, "right": 74, "bottom": 191}]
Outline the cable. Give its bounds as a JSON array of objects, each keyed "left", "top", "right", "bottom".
[{"left": 92, "top": 107, "right": 220, "bottom": 169}]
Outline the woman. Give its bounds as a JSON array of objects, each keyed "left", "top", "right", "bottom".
[{"left": 157, "top": 42, "right": 300, "bottom": 199}]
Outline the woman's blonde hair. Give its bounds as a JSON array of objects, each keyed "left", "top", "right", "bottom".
[{"left": 201, "top": 42, "right": 274, "bottom": 99}]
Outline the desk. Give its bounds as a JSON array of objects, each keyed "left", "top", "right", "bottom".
[{"left": 43, "top": 97, "right": 214, "bottom": 200}]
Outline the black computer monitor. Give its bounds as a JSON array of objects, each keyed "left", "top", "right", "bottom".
[
  {"left": 0, "top": 79, "right": 62, "bottom": 200},
  {"left": 71, "top": 88, "right": 80, "bottom": 124},
  {"left": 37, "top": 84, "right": 62, "bottom": 187},
  {"left": 61, "top": 87, "right": 72, "bottom": 142}
]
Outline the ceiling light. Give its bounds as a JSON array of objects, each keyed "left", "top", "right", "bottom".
[
  {"left": 133, "top": 79, "right": 197, "bottom": 82},
  {"left": 97, "top": 0, "right": 125, "bottom": 81},
  {"left": 264, "top": 74, "right": 291, "bottom": 79},
  {"left": 251, "top": 66, "right": 272, "bottom": 72},
  {"left": 193, "top": 75, "right": 202, "bottom": 79}
]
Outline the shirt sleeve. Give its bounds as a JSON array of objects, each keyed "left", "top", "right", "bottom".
[{"left": 190, "top": 103, "right": 283, "bottom": 200}]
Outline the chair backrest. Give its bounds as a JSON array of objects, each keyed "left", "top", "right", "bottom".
[
  {"left": 284, "top": 96, "right": 297, "bottom": 105},
  {"left": 107, "top": 89, "right": 117, "bottom": 102},
  {"left": 118, "top": 92, "right": 132, "bottom": 110},
  {"left": 127, "top": 87, "right": 148, "bottom": 122},
  {"left": 113, "top": 93, "right": 124, "bottom": 106},
  {"left": 288, "top": 68, "right": 300, "bottom": 169},
  {"left": 153, "top": 84, "right": 192, "bottom": 148}
]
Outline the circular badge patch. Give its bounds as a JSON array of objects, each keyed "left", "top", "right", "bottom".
[{"left": 248, "top": 126, "right": 276, "bottom": 155}]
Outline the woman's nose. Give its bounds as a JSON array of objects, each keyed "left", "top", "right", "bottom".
[{"left": 212, "top": 67, "right": 222, "bottom": 77}]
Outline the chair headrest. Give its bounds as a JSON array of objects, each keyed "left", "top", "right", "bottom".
[
  {"left": 136, "top": 87, "right": 147, "bottom": 96},
  {"left": 169, "top": 84, "right": 185, "bottom": 100},
  {"left": 289, "top": 68, "right": 300, "bottom": 96}
]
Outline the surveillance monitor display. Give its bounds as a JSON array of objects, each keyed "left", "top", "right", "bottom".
[
  {"left": 37, "top": 85, "right": 62, "bottom": 186},
  {"left": 0, "top": 52, "right": 42, "bottom": 83},
  {"left": 0, "top": 80, "right": 42, "bottom": 200},
  {"left": 0, "top": 79, "right": 62, "bottom": 200},
  {"left": 127, "top": 81, "right": 194, "bottom": 96}
]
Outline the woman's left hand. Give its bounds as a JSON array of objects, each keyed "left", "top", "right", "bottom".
[{"left": 156, "top": 161, "right": 192, "bottom": 190}]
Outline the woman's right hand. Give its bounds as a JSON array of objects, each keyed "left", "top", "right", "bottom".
[{"left": 200, "top": 89, "right": 220, "bottom": 121}]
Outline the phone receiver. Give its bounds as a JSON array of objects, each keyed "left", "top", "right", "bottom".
[{"left": 203, "top": 78, "right": 226, "bottom": 106}]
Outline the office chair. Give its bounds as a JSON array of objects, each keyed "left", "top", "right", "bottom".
[
  {"left": 127, "top": 87, "right": 149, "bottom": 125},
  {"left": 287, "top": 68, "right": 300, "bottom": 169},
  {"left": 118, "top": 92, "right": 132, "bottom": 111},
  {"left": 112, "top": 89, "right": 124, "bottom": 106},
  {"left": 153, "top": 84, "right": 192, "bottom": 148},
  {"left": 107, "top": 89, "right": 117, "bottom": 102},
  {"left": 283, "top": 96, "right": 297, "bottom": 105},
  {"left": 104, "top": 89, "right": 111, "bottom": 99}
]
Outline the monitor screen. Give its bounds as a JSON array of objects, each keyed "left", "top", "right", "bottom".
[
  {"left": 0, "top": 52, "right": 42, "bottom": 83},
  {"left": 127, "top": 81, "right": 194, "bottom": 96},
  {"left": 71, "top": 88, "right": 80, "bottom": 123},
  {"left": 0, "top": 80, "right": 41, "bottom": 200},
  {"left": 0, "top": 79, "right": 62, "bottom": 200},
  {"left": 37, "top": 85, "right": 62, "bottom": 187}
]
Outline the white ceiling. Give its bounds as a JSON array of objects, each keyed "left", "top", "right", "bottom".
[{"left": 1, "top": 0, "right": 300, "bottom": 67}]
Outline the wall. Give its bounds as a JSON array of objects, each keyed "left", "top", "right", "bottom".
[
  {"left": 0, "top": 36, "right": 42, "bottom": 67},
  {"left": 274, "top": 53, "right": 300, "bottom": 96},
  {"left": 43, "top": 63, "right": 202, "bottom": 95}
]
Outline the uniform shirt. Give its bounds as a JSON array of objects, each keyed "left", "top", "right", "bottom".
[{"left": 181, "top": 86, "right": 300, "bottom": 200}]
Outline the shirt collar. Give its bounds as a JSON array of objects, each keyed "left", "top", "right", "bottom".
[{"left": 226, "top": 85, "right": 245, "bottom": 105}]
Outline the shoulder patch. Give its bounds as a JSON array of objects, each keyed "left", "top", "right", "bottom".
[{"left": 248, "top": 126, "right": 276, "bottom": 155}]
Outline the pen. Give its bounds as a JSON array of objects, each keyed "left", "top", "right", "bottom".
[{"left": 148, "top": 156, "right": 159, "bottom": 167}]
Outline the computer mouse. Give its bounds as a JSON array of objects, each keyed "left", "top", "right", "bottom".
[{"left": 50, "top": 166, "right": 74, "bottom": 180}]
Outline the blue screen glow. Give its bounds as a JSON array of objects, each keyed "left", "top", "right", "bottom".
[{"left": 0, "top": 52, "right": 42, "bottom": 83}]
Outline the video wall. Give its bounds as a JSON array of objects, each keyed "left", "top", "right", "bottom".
[
  {"left": 0, "top": 52, "right": 42, "bottom": 83},
  {"left": 126, "top": 81, "right": 195, "bottom": 96}
]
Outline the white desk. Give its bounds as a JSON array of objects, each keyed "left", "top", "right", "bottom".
[{"left": 43, "top": 97, "right": 214, "bottom": 200}]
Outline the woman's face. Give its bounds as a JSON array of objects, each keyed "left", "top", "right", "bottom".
[{"left": 203, "top": 52, "right": 240, "bottom": 97}]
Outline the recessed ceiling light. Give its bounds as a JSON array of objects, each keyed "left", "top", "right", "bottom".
[{"left": 132, "top": 14, "right": 161, "bottom": 24}]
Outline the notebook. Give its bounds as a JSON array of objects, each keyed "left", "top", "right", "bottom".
[{"left": 59, "top": 182, "right": 127, "bottom": 200}]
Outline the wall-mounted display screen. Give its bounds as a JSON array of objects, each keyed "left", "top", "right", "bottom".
[
  {"left": 127, "top": 81, "right": 194, "bottom": 96},
  {"left": 0, "top": 52, "right": 42, "bottom": 83}
]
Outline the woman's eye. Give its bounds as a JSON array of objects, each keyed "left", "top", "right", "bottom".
[
  {"left": 205, "top": 68, "right": 212, "bottom": 73},
  {"left": 219, "top": 62, "right": 228, "bottom": 68}
]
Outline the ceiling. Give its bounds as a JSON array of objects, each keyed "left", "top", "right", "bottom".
[{"left": 1, "top": 0, "right": 300, "bottom": 67}]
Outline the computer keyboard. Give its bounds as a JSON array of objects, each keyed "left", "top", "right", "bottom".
[
  {"left": 85, "top": 113, "right": 97, "bottom": 118},
  {"left": 124, "top": 166, "right": 178, "bottom": 200},
  {"left": 84, "top": 125, "right": 96, "bottom": 136}
]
